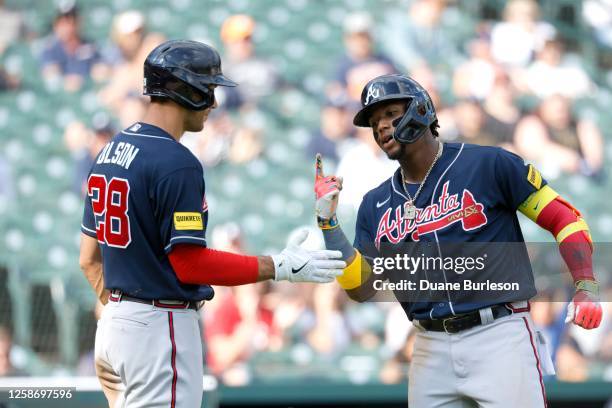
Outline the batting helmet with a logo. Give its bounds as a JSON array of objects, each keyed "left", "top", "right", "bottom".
[{"left": 353, "top": 74, "right": 437, "bottom": 144}]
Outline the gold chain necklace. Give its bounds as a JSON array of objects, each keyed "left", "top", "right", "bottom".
[{"left": 401, "top": 142, "right": 443, "bottom": 221}]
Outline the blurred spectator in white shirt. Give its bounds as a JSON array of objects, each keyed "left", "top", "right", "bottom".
[
  {"left": 490, "top": 0, "right": 556, "bottom": 68},
  {"left": 522, "top": 38, "right": 594, "bottom": 100},
  {"left": 337, "top": 127, "right": 398, "bottom": 212},
  {"left": 0, "top": 0, "right": 24, "bottom": 57},
  {"left": 453, "top": 33, "right": 501, "bottom": 100},
  {"left": 583, "top": 0, "right": 612, "bottom": 49}
]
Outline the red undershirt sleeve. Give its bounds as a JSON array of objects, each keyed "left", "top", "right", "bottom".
[{"left": 168, "top": 244, "right": 259, "bottom": 286}]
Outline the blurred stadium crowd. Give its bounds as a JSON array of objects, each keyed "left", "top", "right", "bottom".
[{"left": 0, "top": 0, "right": 610, "bottom": 386}]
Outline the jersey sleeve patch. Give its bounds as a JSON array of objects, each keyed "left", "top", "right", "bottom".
[
  {"left": 173, "top": 212, "right": 203, "bottom": 230},
  {"left": 527, "top": 164, "right": 543, "bottom": 190}
]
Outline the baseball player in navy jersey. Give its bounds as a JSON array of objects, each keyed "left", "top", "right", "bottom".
[
  {"left": 315, "top": 74, "right": 602, "bottom": 407},
  {"left": 78, "top": 40, "right": 345, "bottom": 408}
]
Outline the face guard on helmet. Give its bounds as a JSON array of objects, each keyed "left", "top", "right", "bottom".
[
  {"left": 143, "top": 40, "right": 237, "bottom": 111},
  {"left": 353, "top": 74, "right": 437, "bottom": 144}
]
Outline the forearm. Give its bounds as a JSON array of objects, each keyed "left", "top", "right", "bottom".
[
  {"left": 79, "top": 233, "right": 108, "bottom": 304},
  {"left": 322, "top": 226, "right": 374, "bottom": 302},
  {"left": 519, "top": 186, "right": 595, "bottom": 283},
  {"left": 256, "top": 256, "right": 275, "bottom": 281},
  {"left": 80, "top": 261, "right": 109, "bottom": 305},
  {"left": 322, "top": 226, "right": 355, "bottom": 262}
]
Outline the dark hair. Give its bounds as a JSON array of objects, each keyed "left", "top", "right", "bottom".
[{"left": 430, "top": 120, "right": 440, "bottom": 137}]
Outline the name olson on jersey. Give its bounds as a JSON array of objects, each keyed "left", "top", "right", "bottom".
[
  {"left": 375, "top": 181, "right": 488, "bottom": 246},
  {"left": 97, "top": 142, "right": 140, "bottom": 170}
]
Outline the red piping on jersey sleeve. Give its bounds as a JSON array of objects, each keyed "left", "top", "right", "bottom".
[
  {"left": 535, "top": 198, "right": 594, "bottom": 282},
  {"left": 168, "top": 244, "right": 259, "bottom": 286}
]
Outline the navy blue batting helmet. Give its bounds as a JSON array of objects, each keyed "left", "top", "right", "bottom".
[
  {"left": 143, "top": 40, "right": 237, "bottom": 111},
  {"left": 353, "top": 74, "right": 437, "bottom": 144}
]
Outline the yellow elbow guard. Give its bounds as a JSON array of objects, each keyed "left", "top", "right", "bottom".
[
  {"left": 519, "top": 185, "right": 593, "bottom": 247},
  {"left": 337, "top": 250, "right": 370, "bottom": 290},
  {"left": 519, "top": 185, "right": 558, "bottom": 222}
]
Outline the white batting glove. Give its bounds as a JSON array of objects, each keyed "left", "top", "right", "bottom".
[{"left": 272, "top": 229, "right": 345, "bottom": 283}]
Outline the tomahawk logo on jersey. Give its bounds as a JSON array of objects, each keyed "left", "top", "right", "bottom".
[
  {"left": 81, "top": 122, "right": 213, "bottom": 302},
  {"left": 354, "top": 143, "right": 545, "bottom": 319}
]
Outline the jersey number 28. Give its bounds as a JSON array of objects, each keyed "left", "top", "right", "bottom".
[{"left": 87, "top": 174, "right": 131, "bottom": 248}]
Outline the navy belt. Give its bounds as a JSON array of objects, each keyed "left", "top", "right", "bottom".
[
  {"left": 417, "top": 304, "right": 512, "bottom": 334},
  {"left": 109, "top": 290, "right": 202, "bottom": 311}
]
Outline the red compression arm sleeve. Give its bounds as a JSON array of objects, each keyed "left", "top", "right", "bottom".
[
  {"left": 535, "top": 198, "right": 594, "bottom": 281},
  {"left": 168, "top": 244, "right": 259, "bottom": 286}
]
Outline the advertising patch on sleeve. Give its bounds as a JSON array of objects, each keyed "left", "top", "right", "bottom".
[
  {"left": 527, "top": 164, "right": 542, "bottom": 190},
  {"left": 173, "top": 212, "right": 203, "bottom": 230}
]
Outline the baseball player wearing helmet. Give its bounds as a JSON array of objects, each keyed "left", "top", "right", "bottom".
[
  {"left": 315, "top": 74, "right": 602, "bottom": 407},
  {"left": 79, "top": 40, "right": 345, "bottom": 408}
]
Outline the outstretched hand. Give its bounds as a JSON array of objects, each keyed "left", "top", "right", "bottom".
[{"left": 272, "top": 229, "right": 345, "bottom": 283}]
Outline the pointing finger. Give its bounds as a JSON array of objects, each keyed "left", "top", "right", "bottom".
[{"left": 315, "top": 153, "right": 325, "bottom": 181}]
